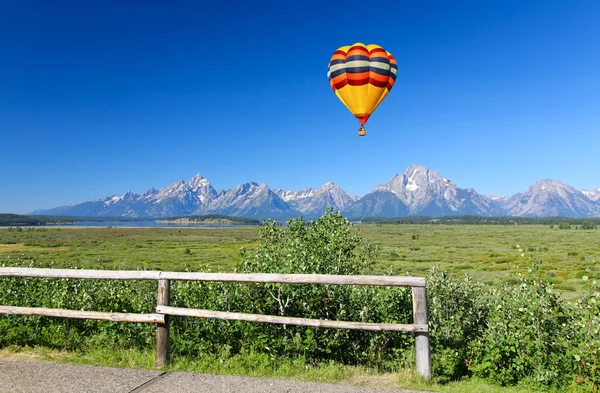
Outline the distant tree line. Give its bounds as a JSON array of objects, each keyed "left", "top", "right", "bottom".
[
  {"left": 0, "top": 214, "right": 70, "bottom": 226},
  {"left": 355, "top": 215, "right": 600, "bottom": 226},
  {"left": 2, "top": 212, "right": 598, "bottom": 227},
  {"left": 165, "top": 214, "right": 261, "bottom": 225}
]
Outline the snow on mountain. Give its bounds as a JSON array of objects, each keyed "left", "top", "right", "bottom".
[
  {"left": 275, "top": 182, "right": 357, "bottom": 216},
  {"left": 31, "top": 167, "right": 600, "bottom": 219},
  {"left": 33, "top": 174, "right": 217, "bottom": 218},
  {"left": 200, "top": 182, "right": 298, "bottom": 218},
  {"left": 273, "top": 187, "right": 316, "bottom": 202},
  {"left": 138, "top": 174, "right": 217, "bottom": 217},
  {"left": 370, "top": 164, "right": 503, "bottom": 216},
  {"left": 581, "top": 189, "right": 600, "bottom": 202},
  {"left": 505, "top": 179, "right": 599, "bottom": 218},
  {"left": 489, "top": 195, "right": 509, "bottom": 203}
]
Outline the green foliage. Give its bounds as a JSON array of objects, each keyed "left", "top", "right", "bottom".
[
  {"left": 0, "top": 259, "right": 156, "bottom": 351},
  {"left": 427, "top": 268, "right": 488, "bottom": 382},
  {"left": 171, "top": 209, "right": 414, "bottom": 368},
  {"left": 239, "top": 210, "right": 376, "bottom": 275},
  {"left": 467, "top": 258, "right": 573, "bottom": 388},
  {"left": 559, "top": 222, "right": 572, "bottom": 229},
  {"left": 163, "top": 214, "right": 261, "bottom": 225},
  {"left": 569, "top": 272, "right": 600, "bottom": 390},
  {"left": 581, "top": 221, "right": 597, "bottom": 230},
  {"left": 359, "top": 215, "right": 600, "bottom": 226},
  {"left": 0, "top": 214, "right": 50, "bottom": 226}
]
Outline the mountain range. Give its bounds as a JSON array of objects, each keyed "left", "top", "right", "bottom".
[{"left": 32, "top": 165, "right": 600, "bottom": 219}]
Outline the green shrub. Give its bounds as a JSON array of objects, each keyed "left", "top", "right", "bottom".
[
  {"left": 170, "top": 209, "right": 414, "bottom": 367},
  {"left": 582, "top": 221, "right": 597, "bottom": 230},
  {"left": 569, "top": 273, "right": 600, "bottom": 390},
  {"left": 467, "top": 259, "right": 573, "bottom": 389},
  {"left": 427, "top": 268, "right": 488, "bottom": 382},
  {"left": 0, "top": 260, "right": 156, "bottom": 351}
]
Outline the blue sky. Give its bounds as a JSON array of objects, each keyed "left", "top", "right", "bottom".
[{"left": 1, "top": 0, "right": 599, "bottom": 214}]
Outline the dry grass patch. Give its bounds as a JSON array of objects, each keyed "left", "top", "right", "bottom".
[{"left": 0, "top": 244, "right": 68, "bottom": 253}]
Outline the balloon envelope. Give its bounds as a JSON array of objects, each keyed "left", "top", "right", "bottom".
[{"left": 327, "top": 43, "right": 397, "bottom": 126}]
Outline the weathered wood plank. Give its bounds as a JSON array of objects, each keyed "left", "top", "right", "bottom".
[
  {"left": 0, "top": 305, "right": 164, "bottom": 324},
  {"left": 412, "top": 286, "right": 431, "bottom": 380},
  {"left": 156, "top": 305, "right": 428, "bottom": 333},
  {"left": 0, "top": 268, "right": 426, "bottom": 287},
  {"left": 158, "top": 272, "right": 426, "bottom": 287},
  {"left": 0, "top": 267, "right": 160, "bottom": 280},
  {"left": 156, "top": 279, "right": 170, "bottom": 367}
]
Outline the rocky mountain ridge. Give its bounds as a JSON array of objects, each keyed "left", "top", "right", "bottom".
[{"left": 32, "top": 166, "right": 600, "bottom": 219}]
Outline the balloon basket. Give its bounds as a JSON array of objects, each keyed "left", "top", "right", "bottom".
[{"left": 358, "top": 127, "right": 366, "bottom": 137}]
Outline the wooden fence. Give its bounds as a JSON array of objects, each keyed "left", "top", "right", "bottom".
[{"left": 0, "top": 267, "right": 431, "bottom": 380}]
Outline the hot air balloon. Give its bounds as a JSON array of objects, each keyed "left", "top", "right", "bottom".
[{"left": 327, "top": 43, "right": 397, "bottom": 136}]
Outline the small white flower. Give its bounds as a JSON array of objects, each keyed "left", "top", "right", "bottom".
[{"left": 521, "top": 253, "right": 525, "bottom": 257}]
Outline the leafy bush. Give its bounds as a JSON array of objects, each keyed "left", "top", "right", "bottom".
[
  {"left": 569, "top": 273, "right": 600, "bottom": 390},
  {"left": 467, "top": 259, "right": 573, "bottom": 388},
  {"left": 0, "top": 259, "right": 156, "bottom": 350},
  {"left": 171, "top": 209, "right": 414, "bottom": 367},
  {"left": 582, "top": 221, "right": 597, "bottom": 230},
  {"left": 427, "top": 268, "right": 488, "bottom": 382}
]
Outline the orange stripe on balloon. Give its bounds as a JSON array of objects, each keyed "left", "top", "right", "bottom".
[
  {"left": 331, "top": 74, "right": 347, "bottom": 84},
  {"left": 369, "top": 72, "right": 388, "bottom": 83},
  {"left": 332, "top": 78, "right": 348, "bottom": 90},
  {"left": 348, "top": 47, "right": 368, "bottom": 57},
  {"left": 369, "top": 47, "right": 386, "bottom": 56},
  {"left": 346, "top": 72, "right": 369, "bottom": 81}
]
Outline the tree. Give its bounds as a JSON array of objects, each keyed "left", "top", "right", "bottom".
[
  {"left": 581, "top": 221, "right": 596, "bottom": 230},
  {"left": 232, "top": 208, "right": 415, "bottom": 365},
  {"left": 238, "top": 207, "right": 377, "bottom": 275}
]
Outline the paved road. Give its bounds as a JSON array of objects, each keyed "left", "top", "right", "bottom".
[{"left": 0, "top": 360, "right": 431, "bottom": 393}]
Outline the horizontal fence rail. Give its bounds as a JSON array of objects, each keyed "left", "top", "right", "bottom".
[
  {"left": 156, "top": 305, "right": 429, "bottom": 333},
  {"left": 0, "top": 267, "right": 161, "bottom": 280},
  {"left": 0, "top": 268, "right": 426, "bottom": 287},
  {"left": 0, "top": 305, "right": 164, "bottom": 324},
  {"left": 0, "top": 267, "right": 431, "bottom": 380}
]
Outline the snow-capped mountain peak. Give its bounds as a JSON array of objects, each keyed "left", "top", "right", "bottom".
[
  {"left": 505, "top": 179, "right": 598, "bottom": 217},
  {"left": 31, "top": 166, "right": 600, "bottom": 219},
  {"left": 186, "top": 173, "right": 210, "bottom": 189},
  {"left": 272, "top": 181, "right": 355, "bottom": 215},
  {"left": 374, "top": 165, "right": 501, "bottom": 216},
  {"left": 581, "top": 189, "right": 600, "bottom": 202}
]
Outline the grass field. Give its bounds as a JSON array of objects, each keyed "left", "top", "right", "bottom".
[
  {"left": 1, "top": 223, "right": 598, "bottom": 392},
  {"left": 0, "top": 223, "right": 598, "bottom": 298}
]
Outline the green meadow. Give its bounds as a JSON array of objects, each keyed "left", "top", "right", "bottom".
[
  {"left": 1, "top": 221, "right": 599, "bottom": 391},
  {"left": 0, "top": 223, "right": 597, "bottom": 297}
]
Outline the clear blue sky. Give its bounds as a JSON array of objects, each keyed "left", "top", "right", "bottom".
[{"left": 1, "top": 1, "right": 599, "bottom": 214}]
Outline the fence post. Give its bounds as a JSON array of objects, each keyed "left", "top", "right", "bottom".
[
  {"left": 156, "top": 278, "right": 171, "bottom": 367},
  {"left": 412, "top": 285, "right": 431, "bottom": 380}
]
